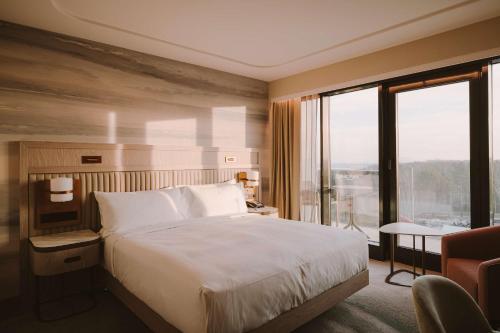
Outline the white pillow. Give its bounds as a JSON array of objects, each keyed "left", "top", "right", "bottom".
[
  {"left": 94, "top": 188, "right": 184, "bottom": 234},
  {"left": 179, "top": 183, "right": 248, "bottom": 218}
]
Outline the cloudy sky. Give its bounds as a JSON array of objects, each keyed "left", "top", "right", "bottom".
[{"left": 327, "top": 74, "right": 499, "bottom": 166}]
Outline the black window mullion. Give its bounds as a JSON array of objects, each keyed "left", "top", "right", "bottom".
[
  {"left": 369, "top": 85, "right": 386, "bottom": 260},
  {"left": 479, "top": 66, "right": 491, "bottom": 228},
  {"left": 469, "top": 66, "right": 490, "bottom": 229},
  {"left": 470, "top": 74, "right": 482, "bottom": 229}
]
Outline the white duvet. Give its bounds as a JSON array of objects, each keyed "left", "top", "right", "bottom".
[{"left": 103, "top": 215, "right": 368, "bottom": 333}]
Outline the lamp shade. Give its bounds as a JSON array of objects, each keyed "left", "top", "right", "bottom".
[
  {"left": 50, "top": 177, "right": 73, "bottom": 202},
  {"left": 246, "top": 171, "right": 260, "bottom": 182}
]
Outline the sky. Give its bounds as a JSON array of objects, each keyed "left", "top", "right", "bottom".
[
  {"left": 397, "top": 81, "right": 469, "bottom": 163},
  {"left": 310, "top": 63, "right": 500, "bottom": 168},
  {"left": 330, "top": 87, "right": 379, "bottom": 167},
  {"left": 328, "top": 81, "right": 478, "bottom": 166}
]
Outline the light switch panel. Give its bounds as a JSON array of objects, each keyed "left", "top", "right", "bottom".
[{"left": 225, "top": 156, "right": 237, "bottom": 163}]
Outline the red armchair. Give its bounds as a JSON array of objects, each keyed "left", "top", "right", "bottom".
[{"left": 441, "top": 225, "right": 500, "bottom": 324}]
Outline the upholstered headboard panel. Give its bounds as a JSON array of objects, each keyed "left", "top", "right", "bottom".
[
  {"left": 27, "top": 168, "right": 254, "bottom": 236},
  {"left": 20, "top": 142, "right": 261, "bottom": 237}
]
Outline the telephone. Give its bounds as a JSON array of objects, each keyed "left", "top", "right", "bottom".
[{"left": 246, "top": 200, "right": 264, "bottom": 208}]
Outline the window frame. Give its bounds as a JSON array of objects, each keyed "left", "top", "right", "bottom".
[{"left": 319, "top": 58, "right": 492, "bottom": 271}]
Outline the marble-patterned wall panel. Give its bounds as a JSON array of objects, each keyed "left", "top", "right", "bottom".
[{"left": 0, "top": 21, "right": 268, "bottom": 302}]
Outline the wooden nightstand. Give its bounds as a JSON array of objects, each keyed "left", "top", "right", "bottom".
[
  {"left": 29, "top": 229, "right": 101, "bottom": 321},
  {"left": 247, "top": 206, "right": 279, "bottom": 218}
]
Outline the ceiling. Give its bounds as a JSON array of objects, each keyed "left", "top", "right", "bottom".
[{"left": 1, "top": 0, "right": 500, "bottom": 81}]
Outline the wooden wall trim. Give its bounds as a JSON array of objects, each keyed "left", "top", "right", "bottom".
[
  {"left": 20, "top": 140, "right": 261, "bottom": 233},
  {"left": 20, "top": 141, "right": 260, "bottom": 174},
  {"left": 21, "top": 141, "right": 262, "bottom": 152}
]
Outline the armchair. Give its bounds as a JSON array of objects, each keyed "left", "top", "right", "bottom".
[{"left": 441, "top": 225, "right": 500, "bottom": 324}]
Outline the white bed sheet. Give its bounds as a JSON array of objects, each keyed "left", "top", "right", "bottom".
[{"left": 103, "top": 215, "right": 368, "bottom": 333}]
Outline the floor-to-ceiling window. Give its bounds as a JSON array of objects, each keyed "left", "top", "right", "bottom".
[
  {"left": 322, "top": 87, "right": 381, "bottom": 244},
  {"left": 387, "top": 67, "right": 488, "bottom": 268},
  {"left": 311, "top": 59, "right": 494, "bottom": 270},
  {"left": 396, "top": 81, "right": 471, "bottom": 253}
]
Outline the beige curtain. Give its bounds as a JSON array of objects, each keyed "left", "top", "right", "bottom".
[
  {"left": 299, "top": 96, "right": 321, "bottom": 223},
  {"left": 269, "top": 99, "right": 301, "bottom": 220}
]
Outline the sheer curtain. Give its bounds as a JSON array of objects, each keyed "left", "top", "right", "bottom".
[{"left": 300, "top": 95, "right": 321, "bottom": 223}]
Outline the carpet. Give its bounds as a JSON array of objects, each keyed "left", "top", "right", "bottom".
[
  {"left": 0, "top": 260, "right": 419, "bottom": 333},
  {"left": 295, "top": 260, "right": 418, "bottom": 333}
]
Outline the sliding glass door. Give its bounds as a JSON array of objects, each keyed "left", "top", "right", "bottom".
[
  {"left": 322, "top": 87, "right": 381, "bottom": 245},
  {"left": 395, "top": 81, "right": 471, "bottom": 253}
]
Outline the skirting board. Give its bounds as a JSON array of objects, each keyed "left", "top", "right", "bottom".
[{"left": 103, "top": 268, "right": 369, "bottom": 333}]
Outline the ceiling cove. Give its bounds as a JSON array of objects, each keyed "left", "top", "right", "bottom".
[
  {"left": 51, "top": 0, "right": 477, "bottom": 68},
  {"left": 0, "top": 0, "right": 499, "bottom": 80}
]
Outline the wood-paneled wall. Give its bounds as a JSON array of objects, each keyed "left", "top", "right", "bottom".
[{"left": 0, "top": 21, "right": 268, "bottom": 302}]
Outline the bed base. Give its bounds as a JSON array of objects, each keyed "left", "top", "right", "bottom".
[{"left": 103, "top": 269, "right": 369, "bottom": 333}]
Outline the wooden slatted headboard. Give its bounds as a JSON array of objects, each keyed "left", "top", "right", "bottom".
[{"left": 19, "top": 141, "right": 261, "bottom": 238}]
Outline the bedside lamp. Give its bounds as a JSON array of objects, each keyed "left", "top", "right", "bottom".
[
  {"left": 245, "top": 171, "right": 260, "bottom": 187},
  {"left": 50, "top": 177, "right": 74, "bottom": 202},
  {"left": 238, "top": 171, "right": 260, "bottom": 201}
]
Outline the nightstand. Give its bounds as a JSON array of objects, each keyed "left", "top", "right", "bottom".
[
  {"left": 247, "top": 206, "right": 279, "bottom": 218},
  {"left": 29, "top": 229, "right": 101, "bottom": 321}
]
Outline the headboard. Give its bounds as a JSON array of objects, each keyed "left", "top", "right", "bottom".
[{"left": 19, "top": 141, "right": 261, "bottom": 239}]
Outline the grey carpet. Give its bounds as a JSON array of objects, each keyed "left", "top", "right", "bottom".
[
  {"left": 295, "top": 260, "right": 418, "bottom": 333},
  {"left": 0, "top": 260, "right": 418, "bottom": 333}
]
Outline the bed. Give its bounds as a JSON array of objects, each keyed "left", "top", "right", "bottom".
[
  {"left": 20, "top": 142, "right": 369, "bottom": 333},
  {"left": 94, "top": 183, "right": 368, "bottom": 333},
  {"left": 101, "top": 215, "right": 368, "bottom": 333}
]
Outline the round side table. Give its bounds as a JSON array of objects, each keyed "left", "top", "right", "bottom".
[{"left": 380, "top": 222, "right": 446, "bottom": 287}]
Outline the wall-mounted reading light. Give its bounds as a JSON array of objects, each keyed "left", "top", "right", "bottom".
[
  {"left": 35, "top": 178, "right": 81, "bottom": 229},
  {"left": 50, "top": 177, "right": 74, "bottom": 202}
]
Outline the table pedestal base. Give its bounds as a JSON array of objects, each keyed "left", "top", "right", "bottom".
[
  {"left": 385, "top": 269, "right": 420, "bottom": 287},
  {"left": 386, "top": 234, "right": 426, "bottom": 288},
  {"left": 381, "top": 223, "right": 443, "bottom": 288}
]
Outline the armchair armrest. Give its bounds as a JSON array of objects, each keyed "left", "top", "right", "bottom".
[
  {"left": 442, "top": 225, "right": 500, "bottom": 259},
  {"left": 478, "top": 257, "right": 500, "bottom": 321},
  {"left": 441, "top": 225, "right": 500, "bottom": 276}
]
